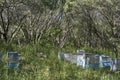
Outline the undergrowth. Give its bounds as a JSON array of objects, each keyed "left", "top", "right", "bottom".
[{"left": 0, "top": 42, "right": 119, "bottom": 80}]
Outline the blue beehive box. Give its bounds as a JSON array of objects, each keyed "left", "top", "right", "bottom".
[
  {"left": 7, "top": 52, "right": 20, "bottom": 68},
  {"left": 99, "top": 55, "right": 112, "bottom": 68}
]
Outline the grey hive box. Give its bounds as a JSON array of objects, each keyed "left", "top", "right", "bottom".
[
  {"left": 58, "top": 52, "right": 77, "bottom": 63},
  {"left": 111, "top": 59, "right": 120, "bottom": 71},
  {"left": 77, "top": 53, "right": 99, "bottom": 69}
]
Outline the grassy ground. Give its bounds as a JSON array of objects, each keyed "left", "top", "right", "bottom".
[{"left": 0, "top": 43, "right": 120, "bottom": 80}]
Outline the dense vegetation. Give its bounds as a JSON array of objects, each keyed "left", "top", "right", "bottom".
[{"left": 0, "top": 0, "right": 120, "bottom": 80}]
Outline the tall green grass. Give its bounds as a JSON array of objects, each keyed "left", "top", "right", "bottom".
[{"left": 0, "top": 43, "right": 119, "bottom": 80}]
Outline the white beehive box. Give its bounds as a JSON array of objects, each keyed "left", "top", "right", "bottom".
[
  {"left": 77, "top": 50, "right": 86, "bottom": 68},
  {"left": 77, "top": 53, "right": 86, "bottom": 68}
]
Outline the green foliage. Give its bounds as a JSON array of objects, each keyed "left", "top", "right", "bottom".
[
  {"left": 41, "top": 0, "right": 58, "bottom": 9},
  {"left": 81, "top": 46, "right": 115, "bottom": 57},
  {"left": 64, "top": 0, "right": 76, "bottom": 12},
  {"left": 0, "top": 0, "right": 4, "bottom": 5}
]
